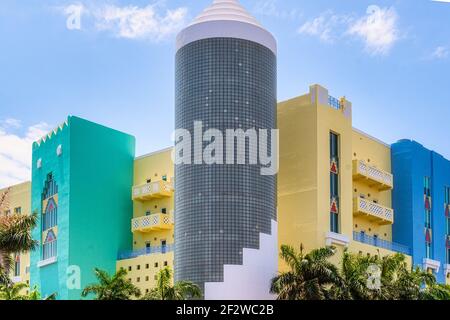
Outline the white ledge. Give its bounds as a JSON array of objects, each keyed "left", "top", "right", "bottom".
[
  {"left": 37, "top": 257, "right": 57, "bottom": 268},
  {"left": 423, "top": 258, "right": 441, "bottom": 272},
  {"left": 325, "top": 232, "right": 350, "bottom": 247},
  {"left": 11, "top": 276, "right": 22, "bottom": 283},
  {"left": 444, "top": 264, "right": 450, "bottom": 276}
]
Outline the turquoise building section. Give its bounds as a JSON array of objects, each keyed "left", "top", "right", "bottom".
[
  {"left": 392, "top": 139, "right": 450, "bottom": 283},
  {"left": 30, "top": 116, "right": 135, "bottom": 299}
]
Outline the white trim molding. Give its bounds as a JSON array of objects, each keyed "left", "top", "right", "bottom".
[
  {"left": 423, "top": 258, "right": 441, "bottom": 273},
  {"left": 325, "top": 232, "right": 350, "bottom": 247},
  {"left": 37, "top": 256, "right": 57, "bottom": 268},
  {"left": 444, "top": 264, "right": 450, "bottom": 277},
  {"left": 11, "top": 276, "right": 22, "bottom": 283}
]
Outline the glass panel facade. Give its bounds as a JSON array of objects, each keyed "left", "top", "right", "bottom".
[{"left": 175, "top": 37, "right": 276, "bottom": 291}]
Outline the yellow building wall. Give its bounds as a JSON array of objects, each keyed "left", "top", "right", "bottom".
[
  {"left": 278, "top": 84, "right": 411, "bottom": 271},
  {"left": 116, "top": 252, "right": 174, "bottom": 295},
  {"left": 0, "top": 181, "right": 32, "bottom": 292},
  {"left": 116, "top": 148, "right": 175, "bottom": 293},
  {"left": 352, "top": 129, "right": 393, "bottom": 242}
]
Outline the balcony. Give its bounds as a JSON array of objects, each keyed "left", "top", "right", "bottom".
[
  {"left": 117, "top": 244, "right": 174, "bottom": 261},
  {"left": 353, "top": 197, "right": 394, "bottom": 225},
  {"left": 352, "top": 159, "right": 393, "bottom": 191},
  {"left": 353, "top": 231, "right": 410, "bottom": 255},
  {"left": 132, "top": 180, "right": 173, "bottom": 201},
  {"left": 131, "top": 213, "right": 174, "bottom": 233}
]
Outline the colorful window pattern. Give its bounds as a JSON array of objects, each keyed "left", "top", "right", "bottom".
[
  {"left": 424, "top": 177, "right": 433, "bottom": 259},
  {"left": 330, "top": 132, "right": 340, "bottom": 233},
  {"left": 41, "top": 173, "right": 58, "bottom": 260},
  {"left": 42, "top": 198, "right": 57, "bottom": 231},
  {"left": 14, "top": 254, "right": 20, "bottom": 277}
]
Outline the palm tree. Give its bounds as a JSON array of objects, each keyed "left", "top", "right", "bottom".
[
  {"left": 330, "top": 250, "right": 377, "bottom": 300},
  {"left": 270, "top": 244, "right": 342, "bottom": 300},
  {"left": 0, "top": 212, "right": 38, "bottom": 284},
  {"left": 27, "top": 285, "right": 57, "bottom": 300},
  {"left": 142, "top": 267, "right": 201, "bottom": 300},
  {"left": 0, "top": 282, "right": 28, "bottom": 300},
  {"left": 82, "top": 268, "right": 141, "bottom": 300},
  {"left": 421, "top": 284, "right": 450, "bottom": 300}
]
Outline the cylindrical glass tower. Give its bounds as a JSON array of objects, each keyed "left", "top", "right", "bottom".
[{"left": 175, "top": 0, "right": 277, "bottom": 299}]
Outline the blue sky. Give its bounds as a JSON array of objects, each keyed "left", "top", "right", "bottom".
[{"left": 0, "top": 0, "right": 449, "bottom": 187}]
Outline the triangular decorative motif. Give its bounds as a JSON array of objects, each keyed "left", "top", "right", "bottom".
[
  {"left": 44, "top": 229, "right": 56, "bottom": 244},
  {"left": 425, "top": 228, "right": 432, "bottom": 244},
  {"left": 330, "top": 198, "right": 338, "bottom": 214},
  {"left": 45, "top": 197, "right": 57, "bottom": 214},
  {"left": 330, "top": 159, "right": 338, "bottom": 174}
]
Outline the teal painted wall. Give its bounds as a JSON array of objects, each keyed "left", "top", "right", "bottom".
[
  {"left": 68, "top": 117, "right": 135, "bottom": 299},
  {"left": 30, "top": 121, "right": 71, "bottom": 299},
  {"left": 30, "top": 116, "right": 135, "bottom": 300}
]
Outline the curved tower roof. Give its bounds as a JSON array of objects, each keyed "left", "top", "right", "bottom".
[{"left": 176, "top": 0, "right": 277, "bottom": 55}]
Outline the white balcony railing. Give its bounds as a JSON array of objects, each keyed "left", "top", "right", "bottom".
[
  {"left": 353, "top": 160, "right": 393, "bottom": 191},
  {"left": 354, "top": 197, "right": 394, "bottom": 225}
]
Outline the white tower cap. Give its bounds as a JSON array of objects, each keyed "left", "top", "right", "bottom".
[{"left": 176, "top": 0, "right": 277, "bottom": 55}]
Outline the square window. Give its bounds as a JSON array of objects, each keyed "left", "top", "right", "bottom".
[
  {"left": 146, "top": 276, "right": 149, "bottom": 281},
  {"left": 137, "top": 277, "right": 140, "bottom": 282},
  {"left": 137, "top": 265, "right": 141, "bottom": 270},
  {"left": 128, "top": 266, "right": 132, "bottom": 272},
  {"left": 164, "top": 261, "right": 168, "bottom": 267},
  {"left": 146, "top": 264, "right": 149, "bottom": 269},
  {"left": 154, "top": 263, "right": 158, "bottom": 268}
]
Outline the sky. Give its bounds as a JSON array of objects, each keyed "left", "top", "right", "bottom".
[{"left": 0, "top": 0, "right": 449, "bottom": 188}]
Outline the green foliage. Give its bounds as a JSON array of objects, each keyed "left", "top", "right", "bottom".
[
  {"left": 142, "top": 267, "right": 201, "bottom": 300},
  {"left": 0, "top": 212, "right": 38, "bottom": 285},
  {"left": 273, "top": 244, "right": 450, "bottom": 300},
  {"left": 82, "top": 268, "right": 141, "bottom": 300}
]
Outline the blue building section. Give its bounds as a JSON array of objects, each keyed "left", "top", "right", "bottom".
[{"left": 392, "top": 139, "right": 450, "bottom": 283}]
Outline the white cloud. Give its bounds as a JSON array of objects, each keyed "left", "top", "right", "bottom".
[
  {"left": 254, "top": 0, "right": 301, "bottom": 20},
  {"left": 298, "top": 5, "right": 400, "bottom": 56},
  {"left": 1, "top": 118, "right": 22, "bottom": 129},
  {"left": 347, "top": 5, "right": 399, "bottom": 55},
  {"left": 431, "top": 46, "right": 449, "bottom": 59},
  {"left": 60, "top": 2, "right": 188, "bottom": 41},
  {"left": 298, "top": 11, "right": 351, "bottom": 43},
  {"left": 0, "top": 121, "right": 50, "bottom": 188}
]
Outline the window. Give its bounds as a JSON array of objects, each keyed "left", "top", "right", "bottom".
[
  {"left": 128, "top": 266, "right": 132, "bottom": 272},
  {"left": 14, "top": 255, "right": 20, "bottom": 277},
  {"left": 424, "top": 177, "right": 433, "bottom": 259},
  {"left": 146, "top": 179, "right": 151, "bottom": 184},
  {"left": 161, "top": 208, "right": 167, "bottom": 214},
  {"left": 162, "top": 175, "right": 167, "bottom": 182},
  {"left": 137, "top": 277, "right": 140, "bottom": 283},
  {"left": 14, "top": 207, "right": 21, "bottom": 214},
  {"left": 330, "top": 132, "right": 340, "bottom": 233},
  {"left": 146, "top": 276, "right": 149, "bottom": 281},
  {"left": 154, "top": 263, "right": 159, "bottom": 268},
  {"left": 137, "top": 265, "right": 140, "bottom": 270},
  {"left": 425, "top": 210, "right": 432, "bottom": 229},
  {"left": 145, "top": 211, "right": 151, "bottom": 216},
  {"left": 42, "top": 230, "right": 57, "bottom": 260},
  {"left": 161, "top": 240, "right": 167, "bottom": 254},
  {"left": 146, "top": 264, "right": 149, "bottom": 269},
  {"left": 164, "top": 261, "right": 168, "bottom": 267}
]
